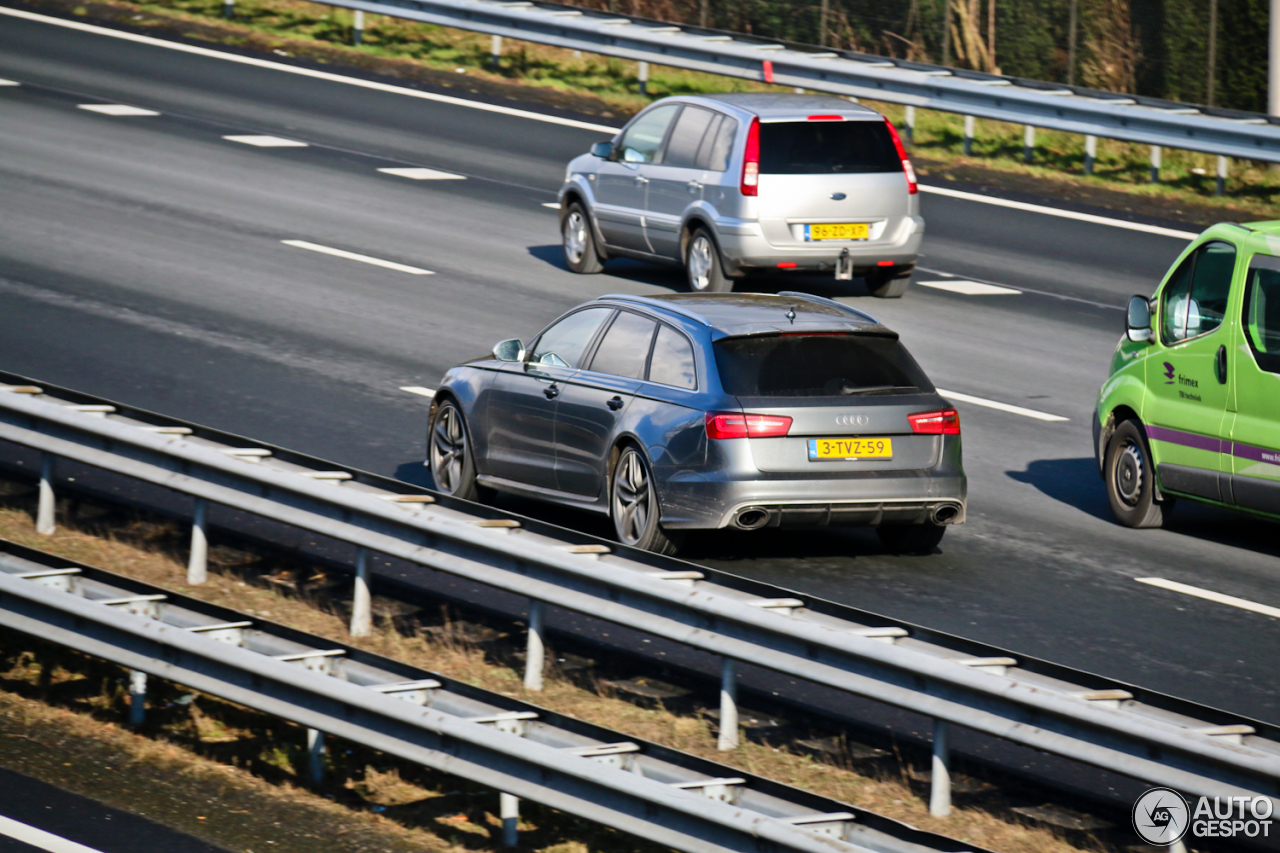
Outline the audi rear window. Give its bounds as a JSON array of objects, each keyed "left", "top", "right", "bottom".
[
  {"left": 759, "top": 121, "right": 900, "bottom": 175},
  {"left": 713, "top": 334, "right": 932, "bottom": 397}
]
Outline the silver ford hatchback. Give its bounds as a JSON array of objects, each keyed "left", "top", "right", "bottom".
[{"left": 559, "top": 93, "right": 923, "bottom": 297}]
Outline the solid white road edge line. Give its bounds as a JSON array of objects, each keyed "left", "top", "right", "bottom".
[
  {"left": 0, "top": 7, "right": 617, "bottom": 134},
  {"left": 0, "top": 815, "right": 108, "bottom": 853},
  {"left": 0, "top": 5, "right": 1208, "bottom": 241},
  {"left": 920, "top": 185, "right": 1199, "bottom": 240},
  {"left": 916, "top": 279, "right": 1021, "bottom": 296},
  {"left": 542, "top": 202, "right": 562, "bottom": 209},
  {"left": 400, "top": 386, "right": 436, "bottom": 398},
  {"left": 1135, "top": 577, "right": 1280, "bottom": 620},
  {"left": 935, "top": 389, "right": 1069, "bottom": 422},
  {"left": 281, "top": 240, "right": 433, "bottom": 275}
]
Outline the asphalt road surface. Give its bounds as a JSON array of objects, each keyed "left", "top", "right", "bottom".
[{"left": 1, "top": 4, "right": 1278, "bottom": 750}]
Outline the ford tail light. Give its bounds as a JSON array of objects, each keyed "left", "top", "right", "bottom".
[
  {"left": 884, "top": 118, "right": 918, "bottom": 195},
  {"left": 908, "top": 409, "right": 960, "bottom": 435},
  {"left": 706, "top": 411, "right": 792, "bottom": 439},
  {"left": 740, "top": 117, "right": 760, "bottom": 197}
]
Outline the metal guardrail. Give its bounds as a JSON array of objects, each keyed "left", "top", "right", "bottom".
[
  {"left": 0, "top": 539, "right": 982, "bottom": 853},
  {"left": 330, "top": 0, "right": 1280, "bottom": 161},
  {"left": 1, "top": 375, "right": 1278, "bottom": 822}
]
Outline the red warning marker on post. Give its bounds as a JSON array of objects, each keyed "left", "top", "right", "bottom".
[{"left": 762, "top": 60, "right": 774, "bottom": 83}]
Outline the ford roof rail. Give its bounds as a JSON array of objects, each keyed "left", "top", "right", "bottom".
[
  {"left": 597, "top": 294, "right": 712, "bottom": 325},
  {"left": 776, "top": 291, "right": 880, "bottom": 325}
]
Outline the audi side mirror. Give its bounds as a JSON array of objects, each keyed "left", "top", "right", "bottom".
[
  {"left": 591, "top": 141, "right": 614, "bottom": 159},
  {"left": 1126, "top": 294, "right": 1154, "bottom": 342},
  {"left": 492, "top": 338, "right": 524, "bottom": 362}
]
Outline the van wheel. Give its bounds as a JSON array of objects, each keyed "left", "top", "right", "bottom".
[
  {"left": 876, "top": 523, "right": 945, "bottom": 554},
  {"left": 611, "top": 447, "right": 681, "bottom": 555},
  {"left": 562, "top": 202, "right": 604, "bottom": 274},
  {"left": 866, "top": 268, "right": 911, "bottom": 298},
  {"left": 685, "top": 229, "right": 733, "bottom": 293},
  {"left": 1105, "top": 419, "right": 1174, "bottom": 528}
]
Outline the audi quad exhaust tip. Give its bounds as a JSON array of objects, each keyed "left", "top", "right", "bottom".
[{"left": 931, "top": 503, "right": 962, "bottom": 524}]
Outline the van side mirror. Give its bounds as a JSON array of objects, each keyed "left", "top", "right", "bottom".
[
  {"left": 1126, "top": 294, "right": 1154, "bottom": 342},
  {"left": 492, "top": 338, "right": 524, "bottom": 362},
  {"left": 591, "top": 141, "right": 614, "bottom": 159}
]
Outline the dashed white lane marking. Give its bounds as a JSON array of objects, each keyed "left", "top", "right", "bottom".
[
  {"left": 0, "top": 8, "right": 616, "bottom": 134},
  {"left": 935, "top": 389, "right": 1069, "bottom": 422},
  {"left": 920, "top": 185, "right": 1199, "bottom": 240},
  {"left": 224, "top": 134, "right": 308, "bottom": 147},
  {"left": 917, "top": 279, "right": 1021, "bottom": 296},
  {"left": 0, "top": 814, "right": 108, "bottom": 853},
  {"left": 1136, "top": 577, "right": 1280, "bottom": 619},
  {"left": 915, "top": 266, "right": 1124, "bottom": 311},
  {"left": 378, "top": 167, "right": 465, "bottom": 180},
  {"left": 281, "top": 240, "right": 433, "bottom": 275},
  {"left": 400, "top": 386, "right": 437, "bottom": 398},
  {"left": 0, "top": 78, "right": 20, "bottom": 86},
  {"left": 542, "top": 202, "right": 562, "bottom": 209},
  {"left": 77, "top": 103, "right": 159, "bottom": 116}
]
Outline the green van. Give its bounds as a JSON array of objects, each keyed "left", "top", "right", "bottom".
[{"left": 1094, "top": 221, "right": 1280, "bottom": 527}]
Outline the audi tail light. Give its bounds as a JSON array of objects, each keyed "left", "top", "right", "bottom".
[
  {"left": 908, "top": 409, "right": 960, "bottom": 435},
  {"left": 883, "top": 118, "right": 918, "bottom": 195},
  {"left": 706, "top": 411, "right": 792, "bottom": 439},
  {"left": 740, "top": 117, "right": 760, "bottom": 197}
]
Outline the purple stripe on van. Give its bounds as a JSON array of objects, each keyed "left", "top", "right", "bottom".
[
  {"left": 1232, "top": 443, "right": 1280, "bottom": 465},
  {"left": 1146, "top": 425, "right": 1226, "bottom": 453}
]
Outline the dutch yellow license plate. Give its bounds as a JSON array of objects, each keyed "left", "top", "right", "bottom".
[
  {"left": 805, "top": 222, "right": 869, "bottom": 241},
  {"left": 807, "top": 437, "right": 893, "bottom": 460}
]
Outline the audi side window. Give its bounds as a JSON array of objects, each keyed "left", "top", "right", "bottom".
[
  {"left": 648, "top": 325, "right": 697, "bottom": 389},
  {"left": 529, "top": 308, "right": 613, "bottom": 368},
  {"left": 1244, "top": 260, "right": 1280, "bottom": 373},
  {"left": 618, "top": 105, "right": 680, "bottom": 165},
  {"left": 663, "top": 107, "right": 716, "bottom": 169},
  {"left": 588, "top": 311, "right": 657, "bottom": 379}
]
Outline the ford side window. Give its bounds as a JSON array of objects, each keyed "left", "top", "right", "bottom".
[
  {"left": 663, "top": 107, "right": 716, "bottom": 169},
  {"left": 529, "top": 308, "right": 613, "bottom": 368},
  {"left": 618, "top": 105, "right": 680, "bottom": 164},
  {"left": 697, "top": 115, "right": 737, "bottom": 171},
  {"left": 1161, "top": 241, "right": 1236, "bottom": 344},
  {"left": 1244, "top": 258, "right": 1280, "bottom": 373}
]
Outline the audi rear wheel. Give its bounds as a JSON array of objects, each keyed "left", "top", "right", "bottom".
[{"left": 610, "top": 446, "right": 680, "bottom": 555}]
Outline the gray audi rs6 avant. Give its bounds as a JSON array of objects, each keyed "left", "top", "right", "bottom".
[{"left": 427, "top": 292, "right": 966, "bottom": 555}]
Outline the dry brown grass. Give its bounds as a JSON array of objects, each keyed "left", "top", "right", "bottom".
[{"left": 0, "top": 480, "right": 1112, "bottom": 853}]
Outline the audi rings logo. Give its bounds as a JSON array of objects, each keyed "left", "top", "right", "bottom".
[
  {"left": 835, "top": 414, "right": 870, "bottom": 426},
  {"left": 1133, "top": 787, "right": 1189, "bottom": 846}
]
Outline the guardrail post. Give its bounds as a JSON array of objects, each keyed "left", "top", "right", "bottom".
[
  {"left": 637, "top": 61, "right": 649, "bottom": 96},
  {"left": 187, "top": 498, "right": 208, "bottom": 585},
  {"left": 962, "top": 115, "right": 975, "bottom": 155},
  {"left": 128, "top": 669, "right": 146, "bottom": 727},
  {"left": 1150, "top": 145, "right": 1162, "bottom": 183},
  {"left": 930, "top": 719, "right": 951, "bottom": 817},
  {"left": 1084, "top": 134, "right": 1097, "bottom": 175},
  {"left": 1216, "top": 155, "right": 1228, "bottom": 195},
  {"left": 1023, "top": 125, "right": 1035, "bottom": 162},
  {"left": 491, "top": 34, "right": 503, "bottom": 65},
  {"left": 717, "top": 657, "right": 738, "bottom": 751},
  {"left": 353, "top": 9, "right": 364, "bottom": 45},
  {"left": 222, "top": 0, "right": 233, "bottom": 18},
  {"left": 500, "top": 792, "right": 519, "bottom": 846},
  {"left": 350, "top": 547, "right": 372, "bottom": 637},
  {"left": 523, "top": 600, "right": 545, "bottom": 691},
  {"left": 903, "top": 106, "right": 915, "bottom": 145},
  {"left": 36, "top": 453, "right": 55, "bottom": 535},
  {"left": 307, "top": 728, "right": 325, "bottom": 785}
]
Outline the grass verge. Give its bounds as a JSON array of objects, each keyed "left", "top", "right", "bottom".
[
  {"left": 20, "top": 0, "right": 1280, "bottom": 226},
  {"left": 0, "top": 473, "right": 1130, "bottom": 853}
]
